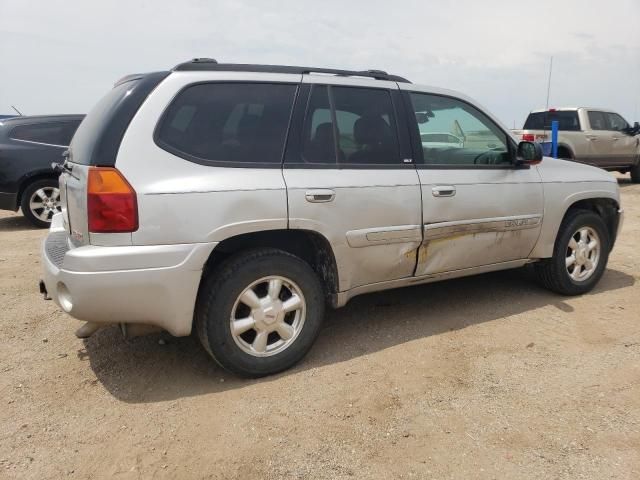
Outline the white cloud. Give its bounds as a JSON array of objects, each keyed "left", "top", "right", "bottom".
[{"left": 1, "top": 0, "right": 638, "bottom": 126}]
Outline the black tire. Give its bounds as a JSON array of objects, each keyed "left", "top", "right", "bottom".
[
  {"left": 534, "top": 209, "right": 610, "bottom": 295},
  {"left": 557, "top": 147, "right": 573, "bottom": 160},
  {"left": 631, "top": 162, "right": 640, "bottom": 183},
  {"left": 20, "top": 178, "right": 61, "bottom": 228},
  {"left": 195, "top": 248, "right": 325, "bottom": 377}
]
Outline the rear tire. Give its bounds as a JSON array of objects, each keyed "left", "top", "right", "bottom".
[
  {"left": 557, "top": 147, "right": 573, "bottom": 160},
  {"left": 631, "top": 162, "right": 640, "bottom": 183},
  {"left": 20, "top": 178, "right": 61, "bottom": 228},
  {"left": 195, "top": 248, "right": 325, "bottom": 377},
  {"left": 534, "top": 210, "right": 609, "bottom": 295}
]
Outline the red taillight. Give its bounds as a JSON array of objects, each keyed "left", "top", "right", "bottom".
[
  {"left": 522, "top": 134, "right": 535, "bottom": 142},
  {"left": 87, "top": 167, "right": 138, "bottom": 233}
]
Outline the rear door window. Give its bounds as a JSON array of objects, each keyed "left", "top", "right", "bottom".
[
  {"left": 333, "top": 87, "right": 400, "bottom": 165},
  {"left": 299, "top": 85, "right": 401, "bottom": 166},
  {"left": 301, "top": 85, "right": 335, "bottom": 164},
  {"left": 10, "top": 121, "right": 81, "bottom": 146},
  {"left": 587, "top": 111, "right": 608, "bottom": 131},
  {"left": 523, "top": 111, "right": 580, "bottom": 131},
  {"left": 155, "top": 83, "right": 298, "bottom": 166}
]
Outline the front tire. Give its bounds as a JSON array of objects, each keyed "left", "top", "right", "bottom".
[
  {"left": 195, "top": 248, "right": 325, "bottom": 377},
  {"left": 534, "top": 210, "right": 610, "bottom": 295},
  {"left": 20, "top": 178, "right": 61, "bottom": 228}
]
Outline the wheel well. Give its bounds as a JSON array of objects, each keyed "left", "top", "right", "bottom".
[
  {"left": 565, "top": 198, "right": 620, "bottom": 248},
  {"left": 203, "top": 229, "right": 339, "bottom": 298},
  {"left": 557, "top": 145, "right": 573, "bottom": 159},
  {"left": 17, "top": 173, "right": 58, "bottom": 207}
]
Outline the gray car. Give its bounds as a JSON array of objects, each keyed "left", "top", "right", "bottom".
[{"left": 40, "top": 59, "right": 623, "bottom": 377}]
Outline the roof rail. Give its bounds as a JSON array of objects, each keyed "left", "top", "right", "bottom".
[{"left": 172, "top": 60, "right": 411, "bottom": 83}]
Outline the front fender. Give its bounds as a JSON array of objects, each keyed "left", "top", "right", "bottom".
[{"left": 530, "top": 185, "right": 620, "bottom": 258}]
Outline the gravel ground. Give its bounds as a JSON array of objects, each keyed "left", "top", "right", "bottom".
[{"left": 0, "top": 178, "right": 638, "bottom": 479}]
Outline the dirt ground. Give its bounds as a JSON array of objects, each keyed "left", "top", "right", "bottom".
[{"left": 0, "top": 178, "right": 638, "bottom": 480}]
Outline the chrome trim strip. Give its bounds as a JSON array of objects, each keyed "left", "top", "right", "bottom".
[
  {"left": 11, "top": 138, "right": 68, "bottom": 148},
  {"left": 424, "top": 214, "right": 542, "bottom": 241},
  {"left": 346, "top": 225, "right": 422, "bottom": 248}
]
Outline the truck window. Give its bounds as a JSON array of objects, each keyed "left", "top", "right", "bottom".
[
  {"left": 606, "top": 113, "right": 629, "bottom": 132},
  {"left": 587, "top": 111, "right": 608, "bottom": 131},
  {"left": 523, "top": 111, "right": 580, "bottom": 131}
]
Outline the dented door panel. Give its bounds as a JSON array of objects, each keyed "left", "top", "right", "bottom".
[{"left": 416, "top": 168, "right": 544, "bottom": 276}]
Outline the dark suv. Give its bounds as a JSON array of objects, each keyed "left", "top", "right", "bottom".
[{"left": 0, "top": 115, "right": 84, "bottom": 227}]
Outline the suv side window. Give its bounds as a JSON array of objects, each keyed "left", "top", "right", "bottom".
[
  {"left": 408, "top": 92, "right": 510, "bottom": 166},
  {"left": 587, "top": 111, "right": 608, "bottom": 131},
  {"left": 301, "top": 86, "right": 335, "bottom": 163},
  {"left": 10, "top": 121, "right": 81, "bottom": 146},
  {"left": 606, "top": 112, "right": 629, "bottom": 132},
  {"left": 155, "top": 82, "right": 298, "bottom": 166},
  {"left": 300, "top": 85, "right": 401, "bottom": 166},
  {"left": 333, "top": 87, "right": 400, "bottom": 165}
]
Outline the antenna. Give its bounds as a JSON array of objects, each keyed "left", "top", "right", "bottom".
[
  {"left": 545, "top": 56, "right": 553, "bottom": 109},
  {"left": 11, "top": 105, "right": 23, "bottom": 116}
]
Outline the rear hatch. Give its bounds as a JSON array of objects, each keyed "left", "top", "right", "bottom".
[{"left": 62, "top": 72, "right": 169, "bottom": 247}]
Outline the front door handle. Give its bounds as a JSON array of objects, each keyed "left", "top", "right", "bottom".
[
  {"left": 305, "top": 189, "right": 335, "bottom": 203},
  {"left": 432, "top": 185, "right": 456, "bottom": 197}
]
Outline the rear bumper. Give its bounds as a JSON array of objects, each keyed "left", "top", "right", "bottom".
[
  {"left": 0, "top": 191, "right": 18, "bottom": 211},
  {"left": 41, "top": 216, "right": 217, "bottom": 336}
]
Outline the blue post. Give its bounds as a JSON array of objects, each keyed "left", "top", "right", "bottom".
[{"left": 551, "top": 120, "right": 559, "bottom": 158}]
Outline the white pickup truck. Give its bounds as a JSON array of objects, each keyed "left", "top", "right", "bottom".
[{"left": 513, "top": 108, "right": 640, "bottom": 182}]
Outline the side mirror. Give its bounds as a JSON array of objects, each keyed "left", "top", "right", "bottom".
[
  {"left": 516, "top": 141, "right": 543, "bottom": 165},
  {"left": 622, "top": 122, "right": 640, "bottom": 136},
  {"left": 415, "top": 112, "right": 429, "bottom": 124}
]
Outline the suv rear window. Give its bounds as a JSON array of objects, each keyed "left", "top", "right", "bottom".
[
  {"left": 523, "top": 111, "right": 580, "bottom": 131},
  {"left": 69, "top": 72, "right": 169, "bottom": 166},
  {"left": 10, "top": 121, "right": 81, "bottom": 146},
  {"left": 155, "top": 82, "right": 298, "bottom": 166}
]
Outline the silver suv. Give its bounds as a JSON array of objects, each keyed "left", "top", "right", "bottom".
[{"left": 40, "top": 59, "right": 623, "bottom": 377}]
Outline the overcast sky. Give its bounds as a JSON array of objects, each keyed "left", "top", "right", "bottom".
[{"left": 1, "top": 0, "right": 639, "bottom": 127}]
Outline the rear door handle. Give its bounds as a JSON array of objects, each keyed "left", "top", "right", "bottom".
[
  {"left": 432, "top": 185, "right": 456, "bottom": 197},
  {"left": 585, "top": 135, "right": 597, "bottom": 141},
  {"left": 305, "top": 189, "right": 335, "bottom": 203}
]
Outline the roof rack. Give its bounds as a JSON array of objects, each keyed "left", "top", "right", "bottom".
[{"left": 173, "top": 59, "right": 411, "bottom": 83}]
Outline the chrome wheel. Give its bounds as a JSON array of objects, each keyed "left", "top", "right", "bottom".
[
  {"left": 230, "top": 276, "right": 306, "bottom": 357},
  {"left": 29, "top": 187, "right": 60, "bottom": 223},
  {"left": 565, "top": 227, "right": 600, "bottom": 282}
]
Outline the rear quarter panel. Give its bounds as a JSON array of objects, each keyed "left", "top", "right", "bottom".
[{"left": 115, "top": 71, "right": 300, "bottom": 245}]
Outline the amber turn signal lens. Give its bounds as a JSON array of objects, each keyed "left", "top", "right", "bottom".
[{"left": 87, "top": 167, "right": 138, "bottom": 233}]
